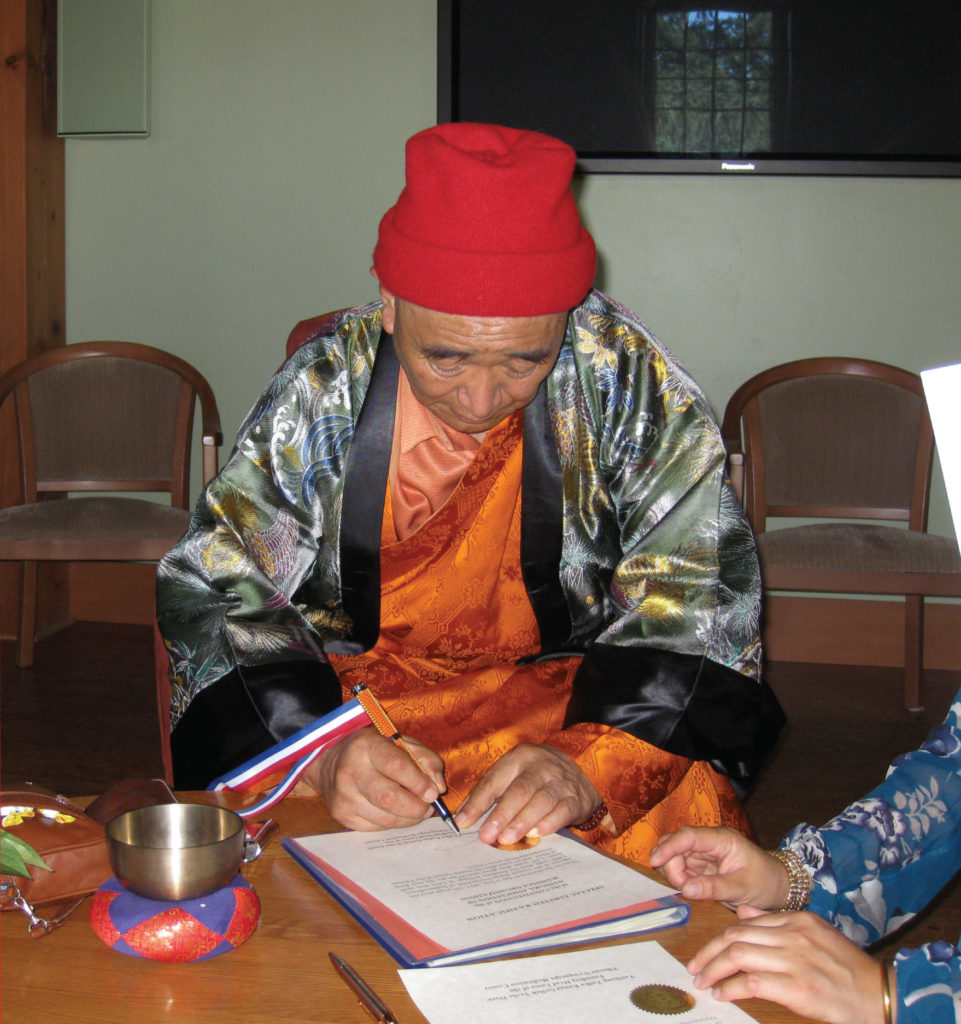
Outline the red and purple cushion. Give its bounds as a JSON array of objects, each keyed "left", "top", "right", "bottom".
[{"left": 89, "top": 875, "right": 260, "bottom": 961}]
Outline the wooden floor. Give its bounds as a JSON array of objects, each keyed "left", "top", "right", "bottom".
[{"left": 3, "top": 622, "right": 959, "bottom": 959}]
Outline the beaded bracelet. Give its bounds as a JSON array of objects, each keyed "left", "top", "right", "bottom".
[
  {"left": 879, "top": 962, "right": 894, "bottom": 1024},
  {"left": 768, "top": 848, "right": 812, "bottom": 911},
  {"left": 570, "top": 801, "right": 609, "bottom": 832}
]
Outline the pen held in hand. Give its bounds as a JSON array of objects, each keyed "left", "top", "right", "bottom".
[
  {"left": 351, "top": 683, "right": 461, "bottom": 835},
  {"left": 329, "top": 951, "right": 399, "bottom": 1024}
]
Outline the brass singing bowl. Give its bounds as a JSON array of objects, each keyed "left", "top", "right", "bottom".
[{"left": 106, "top": 803, "right": 259, "bottom": 902}]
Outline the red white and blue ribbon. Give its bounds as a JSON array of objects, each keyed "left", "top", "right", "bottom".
[{"left": 207, "top": 699, "right": 370, "bottom": 818}]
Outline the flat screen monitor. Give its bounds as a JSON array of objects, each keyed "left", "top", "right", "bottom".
[{"left": 438, "top": 1, "right": 961, "bottom": 176}]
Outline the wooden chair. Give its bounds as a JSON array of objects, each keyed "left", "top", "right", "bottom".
[
  {"left": 721, "top": 357, "right": 961, "bottom": 711},
  {"left": 0, "top": 342, "right": 222, "bottom": 668},
  {"left": 285, "top": 308, "right": 351, "bottom": 359}
]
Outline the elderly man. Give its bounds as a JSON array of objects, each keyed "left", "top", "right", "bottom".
[{"left": 158, "top": 122, "right": 783, "bottom": 865}]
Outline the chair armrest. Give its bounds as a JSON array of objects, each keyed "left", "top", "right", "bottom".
[
  {"left": 727, "top": 451, "right": 745, "bottom": 503},
  {"left": 198, "top": 393, "right": 223, "bottom": 484},
  {"left": 201, "top": 425, "right": 223, "bottom": 485}
]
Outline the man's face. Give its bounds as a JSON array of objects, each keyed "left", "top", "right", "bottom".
[{"left": 381, "top": 287, "right": 567, "bottom": 436}]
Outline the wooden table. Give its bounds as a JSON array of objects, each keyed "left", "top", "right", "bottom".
[{"left": 2, "top": 793, "right": 813, "bottom": 1023}]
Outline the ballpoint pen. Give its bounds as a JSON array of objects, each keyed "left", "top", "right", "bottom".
[
  {"left": 329, "top": 951, "right": 399, "bottom": 1024},
  {"left": 351, "top": 682, "right": 461, "bottom": 835}
]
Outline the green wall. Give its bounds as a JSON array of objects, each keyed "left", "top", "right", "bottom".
[{"left": 64, "top": 0, "right": 960, "bottom": 537}]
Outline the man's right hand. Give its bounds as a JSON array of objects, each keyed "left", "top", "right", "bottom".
[{"left": 301, "top": 727, "right": 448, "bottom": 831}]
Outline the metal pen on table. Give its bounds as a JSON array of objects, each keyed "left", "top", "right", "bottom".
[
  {"left": 329, "top": 951, "right": 399, "bottom": 1024},
  {"left": 351, "top": 683, "right": 461, "bottom": 835}
]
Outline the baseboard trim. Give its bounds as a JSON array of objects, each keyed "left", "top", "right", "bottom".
[
  {"left": 763, "top": 595, "right": 961, "bottom": 669},
  {"left": 68, "top": 562, "right": 157, "bottom": 625}
]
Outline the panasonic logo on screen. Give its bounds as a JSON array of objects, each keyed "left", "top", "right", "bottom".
[{"left": 721, "top": 161, "right": 757, "bottom": 172}]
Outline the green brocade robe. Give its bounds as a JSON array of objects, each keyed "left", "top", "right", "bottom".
[{"left": 157, "top": 290, "right": 782, "bottom": 789}]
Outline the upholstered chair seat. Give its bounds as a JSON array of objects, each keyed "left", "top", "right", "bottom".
[
  {"left": 0, "top": 497, "right": 193, "bottom": 561},
  {"left": 759, "top": 523, "right": 961, "bottom": 581}
]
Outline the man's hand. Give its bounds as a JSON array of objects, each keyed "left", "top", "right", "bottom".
[
  {"left": 302, "top": 727, "right": 447, "bottom": 831},
  {"left": 649, "top": 826, "right": 789, "bottom": 913},
  {"left": 455, "top": 743, "right": 603, "bottom": 846}
]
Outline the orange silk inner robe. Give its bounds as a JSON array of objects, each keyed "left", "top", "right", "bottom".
[{"left": 326, "top": 379, "right": 750, "bottom": 866}]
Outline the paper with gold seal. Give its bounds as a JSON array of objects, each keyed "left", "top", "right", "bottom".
[{"left": 399, "top": 941, "right": 756, "bottom": 1023}]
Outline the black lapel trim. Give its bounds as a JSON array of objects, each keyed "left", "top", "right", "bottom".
[
  {"left": 336, "top": 331, "right": 399, "bottom": 653},
  {"left": 521, "top": 380, "right": 571, "bottom": 653},
  {"left": 564, "top": 644, "right": 786, "bottom": 793},
  {"left": 170, "top": 660, "right": 343, "bottom": 788}
]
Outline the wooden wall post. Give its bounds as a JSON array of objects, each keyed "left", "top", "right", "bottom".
[{"left": 1, "top": 0, "right": 67, "bottom": 636}]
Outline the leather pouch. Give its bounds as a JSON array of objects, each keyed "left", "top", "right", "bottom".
[{"left": 1, "top": 779, "right": 176, "bottom": 937}]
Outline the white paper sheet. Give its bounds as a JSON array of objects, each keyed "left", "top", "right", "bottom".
[
  {"left": 922, "top": 361, "right": 961, "bottom": 546},
  {"left": 399, "top": 941, "right": 756, "bottom": 1024}
]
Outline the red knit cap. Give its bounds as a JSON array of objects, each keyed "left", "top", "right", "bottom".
[{"left": 373, "top": 122, "right": 596, "bottom": 317}]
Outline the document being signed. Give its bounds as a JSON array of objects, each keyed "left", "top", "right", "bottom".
[
  {"left": 283, "top": 818, "right": 687, "bottom": 967},
  {"left": 400, "top": 941, "right": 757, "bottom": 1023}
]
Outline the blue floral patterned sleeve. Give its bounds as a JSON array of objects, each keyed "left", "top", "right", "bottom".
[{"left": 782, "top": 685, "right": 961, "bottom": 1024}]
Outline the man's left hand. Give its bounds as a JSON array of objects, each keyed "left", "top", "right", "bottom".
[{"left": 455, "top": 743, "right": 603, "bottom": 846}]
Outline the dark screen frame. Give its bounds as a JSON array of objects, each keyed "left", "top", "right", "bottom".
[{"left": 437, "top": 0, "right": 961, "bottom": 178}]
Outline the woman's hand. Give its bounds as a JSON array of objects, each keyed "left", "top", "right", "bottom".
[
  {"left": 687, "top": 911, "right": 889, "bottom": 1024},
  {"left": 649, "top": 826, "right": 789, "bottom": 913},
  {"left": 455, "top": 743, "right": 607, "bottom": 846},
  {"left": 302, "top": 727, "right": 447, "bottom": 831}
]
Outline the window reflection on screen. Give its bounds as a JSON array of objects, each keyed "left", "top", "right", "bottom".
[{"left": 653, "top": 9, "right": 774, "bottom": 155}]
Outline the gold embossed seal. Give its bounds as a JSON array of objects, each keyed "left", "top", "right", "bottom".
[
  {"left": 493, "top": 834, "right": 540, "bottom": 851},
  {"left": 629, "top": 984, "right": 696, "bottom": 1014}
]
